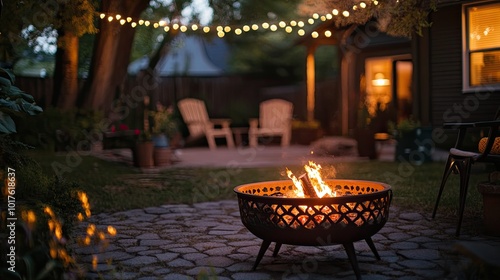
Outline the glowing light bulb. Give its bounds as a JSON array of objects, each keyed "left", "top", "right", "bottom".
[
  {"left": 298, "top": 29, "right": 305, "bottom": 36},
  {"left": 313, "top": 13, "right": 319, "bottom": 19},
  {"left": 285, "top": 26, "right": 292, "bottom": 33},
  {"left": 107, "top": 16, "right": 113, "bottom": 22},
  {"left": 153, "top": 23, "right": 159, "bottom": 28},
  {"left": 252, "top": 24, "right": 259, "bottom": 30},
  {"left": 127, "top": 17, "right": 132, "bottom": 22},
  {"left": 120, "top": 19, "right": 126, "bottom": 25},
  {"left": 243, "top": 25, "right": 250, "bottom": 32},
  {"left": 262, "top": 22, "right": 269, "bottom": 29},
  {"left": 312, "top": 31, "right": 319, "bottom": 38},
  {"left": 100, "top": 13, "right": 105, "bottom": 19},
  {"left": 144, "top": 21, "right": 150, "bottom": 26},
  {"left": 216, "top": 26, "right": 223, "bottom": 32},
  {"left": 279, "top": 21, "right": 286, "bottom": 28},
  {"left": 224, "top": 26, "right": 231, "bottom": 32},
  {"left": 360, "top": 2, "right": 367, "bottom": 8},
  {"left": 308, "top": 18, "right": 314, "bottom": 24},
  {"left": 172, "top": 23, "right": 179, "bottom": 29},
  {"left": 343, "top": 11, "right": 350, "bottom": 17},
  {"left": 217, "top": 31, "right": 225, "bottom": 38},
  {"left": 235, "top": 28, "right": 242, "bottom": 35},
  {"left": 290, "top": 20, "right": 297, "bottom": 26},
  {"left": 131, "top": 22, "right": 137, "bottom": 28},
  {"left": 332, "top": 9, "right": 339, "bottom": 16},
  {"left": 203, "top": 26, "right": 210, "bottom": 33},
  {"left": 180, "top": 25, "right": 187, "bottom": 32},
  {"left": 164, "top": 26, "right": 170, "bottom": 32},
  {"left": 115, "top": 15, "right": 121, "bottom": 20},
  {"left": 191, "top": 24, "right": 198, "bottom": 31},
  {"left": 139, "top": 20, "right": 144, "bottom": 25},
  {"left": 298, "top": 21, "right": 304, "bottom": 27}
]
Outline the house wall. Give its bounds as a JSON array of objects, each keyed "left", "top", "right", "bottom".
[{"left": 428, "top": 3, "right": 500, "bottom": 125}]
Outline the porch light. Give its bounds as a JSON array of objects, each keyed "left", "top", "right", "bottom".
[{"left": 372, "top": 73, "right": 390, "bottom": 86}]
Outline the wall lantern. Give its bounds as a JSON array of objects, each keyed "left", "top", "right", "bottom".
[{"left": 372, "top": 72, "right": 390, "bottom": 86}]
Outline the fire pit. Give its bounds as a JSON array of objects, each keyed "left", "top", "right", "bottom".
[{"left": 234, "top": 178, "right": 392, "bottom": 280}]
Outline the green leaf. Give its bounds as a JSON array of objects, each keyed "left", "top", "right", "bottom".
[
  {"left": 0, "top": 68, "right": 15, "bottom": 84},
  {"left": 20, "top": 102, "right": 43, "bottom": 116},
  {"left": 0, "top": 113, "right": 17, "bottom": 133},
  {"left": 0, "top": 99, "right": 22, "bottom": 111},
  {"left": 0, "top": 76, "right": 12, "bottom": 87}
]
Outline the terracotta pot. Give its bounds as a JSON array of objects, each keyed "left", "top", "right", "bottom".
[
  {"left": 477, "top": 183, "right": 500, "bottom": 236},
  {"left": 133, "top": 142, "right": 154, "bottom": 168},
  {"left": 154, "top": 147, "right": 171, "bottom": 166}
]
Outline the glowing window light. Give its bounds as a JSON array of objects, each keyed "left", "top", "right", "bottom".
[
  {"left": 313, "top": 13, "right": 319, "bottom": 19},
  {"left": 131, "top": 22, "right": 137, "bottom": 28},
  {"left": 144, "top": 21, "right": 150, "bottom": 26},
  {"left": 115, "top": 15, "right": 121, "bottom": 20},
  {"left": 224, "top": 26, "right": 231, "bottom": 32},
  {"left": 297, "top": 21, "right": 304, "bottom": 27},
  {"left": 100, "top": 13, "right": 105, "bottom": 19},
  {"left": 127, "top": 17, "right": 132, "bottom": 22},
  {"left": 235, "top": 28, "right": 242, "bottom": 35},
  {"left": 325, "top": 30, "right": 332, "bottom": 37},
  {"left": 164, "top": 26, "right": 170, "bottom": 32},
  {"left": 308, "top": 18, "right": 314, "bottom": 24},
  {"left": 332, "top": 9, "right": 339, "bottom": 16},
  {"left": 262, "top": 22, "right": 269, "bottom": 29},
  {"left": 120, "top": 19, "right": 126, "bottom": 25},
  {"left": 285, "top": 26, "right": 292, "bottom": 33},
  {"left": 216, "top": 25, "right": 223, "bottom": 31},
  {"left": 279, "top": 21, "right": 286, "bottom": 28},
  {"left": 360, "top": 2, "right": 367, "bottom": 8},
  {"left": 139, "top": 20, "right": 144, "bottom": 25},
  {"left": 172, "top": 23, "right": 179, "bottom": 29},
  {"left": 298, "top": 29, "right": 305, "bottom": 36},
  {"left": 343, "top": 11, "right": 350, "bottom": 17},
  {"left": 191, "top": 24, "right": 198, "bottom": 31},
  {"left": 290, "top": 20, "right": 297, "bottom": 26},
  {"left": 107, "top": 16, "right": 113, "bottom": 22},
  {"left": 180, "top": 25, "right": 187, "bottom": 32},
  {"left": 252, "top": 24, "right": 259, "bottom": 30},
  {"left": 217, "top": 31, "right": 225, "bottom": 38},
  {"left": 312, "top": 31, "right": 319, "bottom": 38},
  {"left": 203, "top": 26, "right": 210, "bottom": 33},
  {"left": 153, "top": 23, "right": 159, "bottom": 28}
]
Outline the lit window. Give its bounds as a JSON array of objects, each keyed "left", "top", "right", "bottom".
[{"left": 464, "top": 2, "right": 500, "bottom": 90}]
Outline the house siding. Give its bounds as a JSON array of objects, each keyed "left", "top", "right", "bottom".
[{"left": 429, "top": 2, "right": 500, "bottom": 125}]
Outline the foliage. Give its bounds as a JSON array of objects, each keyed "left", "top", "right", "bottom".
[
  {"left": 0, "top": 68, "right": 43, "bottom": 133},
  {"left": 149, "top": 103, "right": 179, "bottom": 138},
  {"left": 0, "top": 135, "right": 85, "bottom": 279},
  {"left": 14, "top": 107, "right": 105, "bottom": 151},
  {"left": 388, "top": 115, "right": 422, "bottom": 137},
  {"left": 298, "top": 0, "right": 437, "bottom": 38}
]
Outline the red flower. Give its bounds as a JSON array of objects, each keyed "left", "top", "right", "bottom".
[
  {"left": 119, "top": 124, "right": 129, "bottom": 131},
  {"left": 134, "top": 129, "right": 141, "bottom": 135}
]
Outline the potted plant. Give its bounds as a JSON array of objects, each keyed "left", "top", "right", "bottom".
[
  {"left": 354, "top": 99, "right": 378, "bottom": 159},
  {"left": 149, "top": 102, "right": 179, "bottom": 166},
  {"left": 132, "top": 129, "right": 154, "bottom": 168},
  {"left": 389, "top": 116, "right": 432, "bottom": 164},
  {"left": 477, "top": 171, "right": 500, "bottom": 236}
]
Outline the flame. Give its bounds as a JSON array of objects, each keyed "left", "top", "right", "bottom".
[
  {"left": 287, "top": 161, "right": 336, "bottom": 198},
  {"left": 78, "top": 191, "right": 92, "bottom": 218}
]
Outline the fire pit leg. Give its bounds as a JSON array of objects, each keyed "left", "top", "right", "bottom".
[
  {"left": 253, "top": 240, "right": 272, "bottom": 270},
  {"left": 364, "top": 237, "right": 381, "bottom": 260},
  {"left": 342, "top": 242, "right": 362, "bottom": 280},
  {"left": 272, "top": 243, "right": 282, "bottom": 257}
]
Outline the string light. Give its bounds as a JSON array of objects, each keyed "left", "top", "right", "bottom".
[{"left": 97, "top": 1, "right": 375, "bottom": 39}]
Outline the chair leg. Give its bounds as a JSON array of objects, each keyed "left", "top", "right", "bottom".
[
  {"left": 432, "top": 156, "right": 456, "bottom": 219},
  {"left": 225, "top": 131, "right": 235, "bottom": 148},
  {"left": 249, "top": 133, "right": 258, "bottom": 147},
  {"left": 206, "top": 134, "right": 217, "bottom": 150},
  {"left": 455, "top": 158, "right": 472, "bottom": 236}
]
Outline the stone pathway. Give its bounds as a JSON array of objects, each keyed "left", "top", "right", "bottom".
[{"left": 70, "top": 200, "right": 500, "bottom": 280}]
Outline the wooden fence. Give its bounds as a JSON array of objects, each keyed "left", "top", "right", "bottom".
[{"left": 16, "top": 75, "right": 341, "bottom": 133}]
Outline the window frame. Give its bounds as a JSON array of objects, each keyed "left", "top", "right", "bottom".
[{"left": 462, "top": 1, "right": 500, "bottom": 93}]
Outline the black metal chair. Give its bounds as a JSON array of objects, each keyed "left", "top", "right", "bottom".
[{"left": 432, "top": 109, "right": 500, "bottom": 236}]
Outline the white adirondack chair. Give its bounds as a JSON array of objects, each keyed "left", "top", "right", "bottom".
[
  {"left": 178, "top": 98, "right": 235, "bottom": 150},
  {"left": 249, "top": 99, "right": 293, "bottom": 147}
]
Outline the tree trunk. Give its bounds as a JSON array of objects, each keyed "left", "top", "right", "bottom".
[
  {"left": 52, "top": 31, "right": 79, "bottom": 110},
  {"left": 80, "top": 0, "right": 149, "bottom": 111}
]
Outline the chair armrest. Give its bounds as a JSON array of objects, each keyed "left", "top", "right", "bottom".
[
  {"left": 210, "top": 118, "right": 231, "bottom": 128},
  {"left": 473, "top": 120, "right": 500, "bottom": 127}
]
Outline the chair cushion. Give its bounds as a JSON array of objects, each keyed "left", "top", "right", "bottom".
[{"left": 478, "top": 137, "right": 500, "bottom": 154}]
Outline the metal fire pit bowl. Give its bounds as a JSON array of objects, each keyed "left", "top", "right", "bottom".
[{"left": 234, "top": 179, "right": 392, "bottom": 280}]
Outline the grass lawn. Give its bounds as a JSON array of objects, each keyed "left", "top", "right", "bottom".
[{"left": 24, "top": 151, "right": 490, "bottom": 220}]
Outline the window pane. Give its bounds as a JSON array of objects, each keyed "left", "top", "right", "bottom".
[
  {"left": 468, "top": 3, "right": 500, "bottom": 51},
  {"left": 470, "top": 50, "right": 500, "bottom": 86}
]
